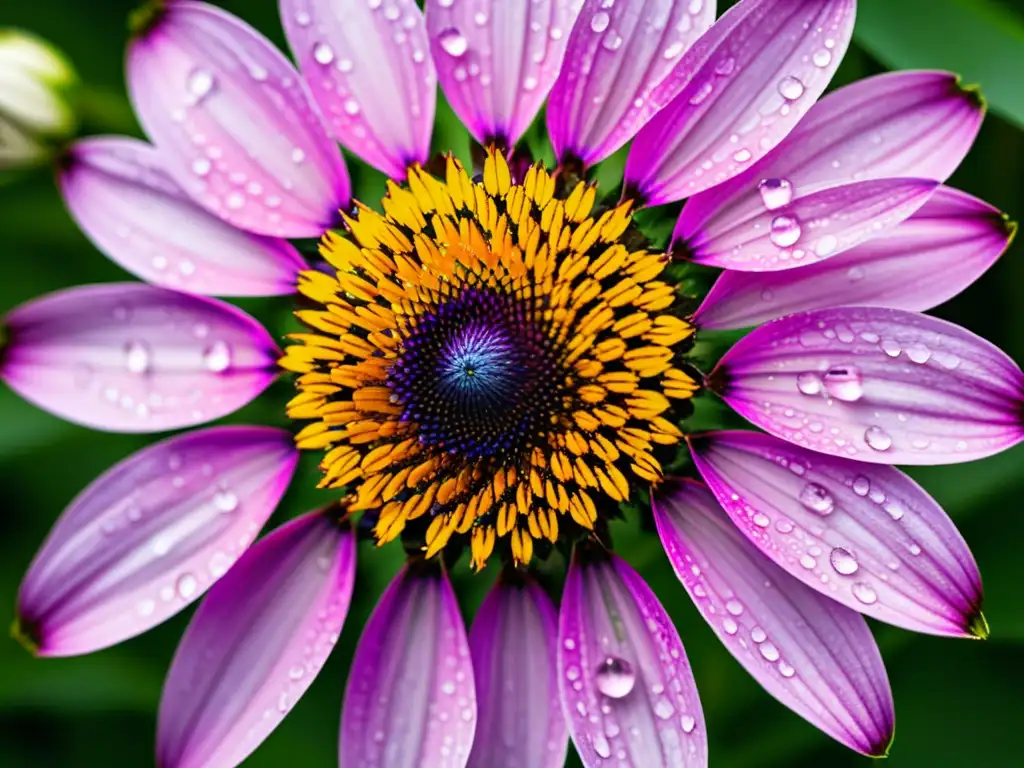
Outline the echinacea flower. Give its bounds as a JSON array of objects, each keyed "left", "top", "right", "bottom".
[
  {"left": 0, "top": 28, "right": 77, "bottom": 174},
  {"left": 5, "top": 0, "right": 1021, "bottom": 766}
]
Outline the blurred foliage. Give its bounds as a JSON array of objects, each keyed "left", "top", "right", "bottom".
[{"left": 1, "top": 0, "right": 1024, "bottom": 766}]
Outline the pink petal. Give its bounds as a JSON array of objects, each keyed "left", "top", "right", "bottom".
[
  {"left": 15, "top": 426, "right": 298, "bottom": 657},
  {"left": 468, "top": 575, "right": 566, "bottom": 768},
  {"left": 559, "top": 551, "right": 706, "bottom": 767},
  {"left": 59, "top": 136, "right": 306, "bottom": 297},
  {"left": 545, "top": 0, "right": 715, "bottom": 167},
  {"left": 653, "top": 479, "right": 894, "bottom": 755},
  {"left": 158, "top": 509, "right": 355, "bottom": 768},
  {"left": 281, "top": 0, "right": 436, "bottom": 178},
  {"left": 0, "top": 283, "right": 279, "bottom": 433},
  {"left": 127, "top": 1, "right": 350, "bottom": 238},
  {"left": 340, "top": 564, "right": 476, "bottom": 767},
  {"left": 426, "top": 0, "right": 582, "bottom": 148},
  {"left": 679, "top": 71, "right": 985, "bottom": 231},
  {"left": 676, "top": 177, "right": 938, "bottom": 271},
  {"left": 713, "top": 306, "right": 1024, "bottom": 464},
  {"left": 694, "top": 186, "right": 1014, "bottom": 330},
  {"left": 687, "top": 432, "right": 987, "bottom": 637},
  {"left": 625, "top": 0, "right": 855, "bottom": 206}
]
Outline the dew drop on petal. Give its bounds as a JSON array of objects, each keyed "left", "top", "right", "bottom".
[
  {"left": 777, "top": 76, "right": 805, "bottom": 100},
  {"left": 590, "top": 11, "right": 611, "bottom": 33},
  {"left": 799, "top": 483, "right": 834, "bottom": 515},
  {"left": 213, "top": 490, "right": 239, "bottom": 512},
  {"left": 852, "top": 582, "right": 878, "bottom": 604},
  {"left": 758, "top": 178, "right": 793, "bottom": 210},
  {"left": 595, "top": 656, "right": 635, "bottom": 699},
  {"left": 759, "top": 641, "right": 780, "bottom": 662},
  {"left": 865, "top": 426, "right": 893, "bottom": 452},
  {"left": 829, "top": 547, "right": 859, "bottom": 575},
  {"left": 796, "top": 372, "right": 821, "bottom": 396},
  {"left": 681, "top": 714, "right": 697, "bottom": 733},
  {"left": 815, "top": 234, "right": 838, "bottom": 257},
  {"left": 176, "top": 572, "right": 198, "bottom": 599},
  {"left": 770, "top": 215, "right": 802, "bottom": 247},
  {"left": 750, "top": 626, "right": 767, "bottom": 643},
  {"left": 438, "top": 28, "right": 468, "bottom": 57},
  {"left": 202, "top": 341, "right": 232, "bottom": 373},
  {"left": 124, "top": 341, "right": 151, "bottom": 374},
  {"left": 884, "top": 501, "right": 906, "bottom": 521},
  {"left": 813, "top": 49, "right": 833, "bottom": 67},
  {"left": 187, "top": 69, "right": 214, "bottom": 101},
  {"left": 313, "top": 42, "right": 335, "bottom": 65},
  {"left": 852, "top": 475, "right": 871, "bottom": 497},
  {"left": 822, "top": 365, "right": 863, "bottom": 402}
]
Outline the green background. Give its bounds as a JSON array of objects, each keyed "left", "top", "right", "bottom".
[{"left": 2, "top": 0, "right": 1023, "bottom": 765}]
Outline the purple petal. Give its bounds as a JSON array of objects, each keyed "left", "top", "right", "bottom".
[
  {"left": 158, "top": 509, "right": 355, "bottom": 768},
  {"left": 653, "top": 479, "right": 894, "bottom": 755},
  {"left": 59, "top": 136, "right": 306, "bottom": 297},
  {"left": 426, "top": 0, "right": 582, "bottom": 149},
  {"left": 0, "top": 283, "right": 279, "bottom": 433},
  {"left": 127, "top": 1, "right": 350, "bottom": 238},
  {"left": 625, "top": 0, "right": 855, "bottom": 206},
  {"left": 559, "top": 552, "right": 706, "bottom": 767},
  {"left": 714, "top": 306, "right": 1024, "bottom": 464},
  {"left": 676, "top": 178, "right": 938, "bottom": 271},
  {"left": 340, "top": 564, "right": 476, "bottom": 767},
  {"left": 15, "top": 426, "right": 298, "bottom": 657},
  {"left": 687, "top": 431, "right": 986, "bottom": 637},
  {"left": 468, "top": 575, "right": 566, "bottom": 768},
  {"left": 281, "top": 0, "right": 436, "bottom": 179},
  {"left": 694, "top": 186, "right": 1014, "bottom": 329},
  {"left": 679, "top": 71, "right": 984, "bottom": 231},
  {"left": 545, "top": 0, "right": 715, "bottom": 167}
]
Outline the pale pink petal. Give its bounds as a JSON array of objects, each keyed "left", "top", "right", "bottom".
[
  {"left": 676, "top": 178, "right": 938, "bottom": 271},
  {"left": 679, "top": 71, "right": 985, "bottom": 230},
  {"left": 545, "top": 0, "right": 715, "bottom": 167},
  {"left": 15, "top": 426, "right": 298, "bottom": 657},
  {"left": 559, "top": 551, "right": 706, "bottom": 767},
  {"left": 694, "top": 187, "right": 1014, "bottom": 329},
  {"left": 426, "top": 0, "right": 582, "bottom": 148},
  {"left": 1, "top": 283, "right": 279, "bottom": 433},
  {"left": 127, "top": 1, "right": 350, "bottom": 238},
  {"left": 714, "top": 307, "right": 1024, "bottom": 464},
  {"left": 468, "top": 575, "right": 565, "bottom": 768},
  {"left": 340, "top": 564, "right": 476, "bottom": 767},
  {"left": 653, "top": 479, "right": 894, "bottom": 755},
  {"left": 59, "top": 136, "right": 306, "bottom": 297},
  {"left": 626, "top": 0, "right": 855, "bottom": 205},
  {"left": 157, "top": 509, "right": 355, "bottom": 768},
  {"left": 281, "top": 0, "right": 436, "bottom": 178},
  {"left": 688, "top": 432, "right": 987, "bottom": 637}
]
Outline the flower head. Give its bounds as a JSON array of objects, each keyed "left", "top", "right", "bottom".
[{"left": 3, "top": 0, "right": 1022, "bottom": 767}]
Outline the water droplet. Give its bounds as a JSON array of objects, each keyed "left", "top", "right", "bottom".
[
  {"left": 822, "top": 366, "right": 863, "bottom": 402},
  {"left": 137, "top": 599, "right": 156, "bottom": 617},
  {"left": 603, "top": 32, "right": 623, "bottom": 51},
  {"left": 595, "top": 656, "right": 635, "bottom": 699},
  {"left": 722, "top": 617, "right": 738, "bottom": 635},
  {"left": 289, "top": 665, "right": 305, "bottom": 680},
  {"left": 124, "top": 341, "right": 151, "bottom": 374},
  {"left": 725, "top": 599, "right": 744, "bottom": 616},
  {"left": 752, "top": 512, "right": 771, "bottom": 528},
  {"left": 590, "top": 11, "right": 610, "bottom": 32},
  {"left": 758, "top": 178, "right": 793, "bottom": 210},
  {"left": 295, "top": 11, "right": 312, "bottom": 26},
  {"left": 192, "top": 157, "right": 211, "bottom": 176},
  {"left": 775, "top": 518, "right": 794, "bottom": 533},
  {"left": 800, "top": 554, "right": 816, "bottom": 570},
  {"left": 566, "top": 665, "right": 581, "bottom": 682},
  {"left": 770, "top": 215, "right": 802, "bottom": 247},
  {"left": 715, "top": 56, "right": 736, "bottom": 76},
  {"left": 852, "top": 475, "right": 871, "bottom": 496},
  {"left": 203, "top": 341, "right": 232, "bottom": 373},
  {"left": 796, "top": 371, "right": 822, "bottom": 395},
  {"left": 847, "top": 266, "right": 866, "bottom": 282},
  {"left": 778, "top": 660, "right": 795, "bottom": 678},
  {"left": 908, "top": 543, "right": 922, "bottom": 556},
  {"left": 815, "top": 234, "right": 838, "bottom": 257},
  {"left": 177, "top": 573, "right": 198, "bottom": 599},
  {"left": 681, "top": 714, "right": 697, "bottom": 733},
  {"left": 564, "top": 638, "right": 576, "bottom": 650},
  {"left": 440, "top": 680, "right": 456, "bottom": 695},
  {"left": 438, "top": 28, "right": 468, "bottom": 56},
  {"left": 884, "top": 501, "right": 905, "bottom": 521},
  {"left": 187, "top": 69, "right": 215, "bottom": 101},
  {"left": 799, "top": 483, "right": 835, "bottom": 515},
  {"left": 852, "top": 582, "right": 878, "bottom": 604},
  {"left": 813, "top": 49, "right": 833, "bottom": 67},
  {"left": 291, "top": 147, "right": 306, "bottom": 164},
  {"left": 593, "top": 734, "right": 612, "bottom": 758},
  {"left": 906, "top": 343, "right": 932, "bottom": 364},
  {"left": 214, "top": 490, "right": 239, "bottom": 512},
  {"left": 864, "top": 426, "right": 893, "bottom": 452},
  {"left": 689, "top": 81, "right": 713, "bottom": 105},
  {"left": 654, "top": 698, "right": 675, "bottom": 719},
  {"left": 751, "top": 626, "right": 767, "bottom": 643},
  {"left": 777, "top": 76, "right": 805, "bottom": 100},
  {"left": 829, "top": 547, "right": 859, "bottom": 575},
  {"left": 343, "top": 97, "right": 360, "bottom": 115},
  {"left": 759, "top": 641, "right": 780, "bottom": 662},
  {"left": 522, "top": 75, "right": 538, "bottom": 91}
]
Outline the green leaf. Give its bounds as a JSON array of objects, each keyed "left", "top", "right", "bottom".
[{"left": 854, "top": 0, "right": 1024, "bottom": 128}]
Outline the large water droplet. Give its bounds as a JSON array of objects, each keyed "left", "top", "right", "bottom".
[
  {"left": 595, "top": 656, "right": 635, "bottom": 699},
  {"left": 203, "top": 341, "right": 232, "bottom": 373},
  {"left": 751, "top": 626, "right": 767, "bottom": 643},
  {"left": 884, "top": 501, "right": 905, "bottom": 521},
  {"left": 864, "top": 426, "right": 893, "bottom": 452},
  {"left": 759, "top": 641, "right": 780, "bottom": 662},
  {"left": 124, "top": 341, "right": 151, "bottom": 374},
  {"left": 813, "top": 49, "right": 833, "bottom": 67},
  {"left": 725, "top": 599, "right": 744, "bottom": 616},
  {"left": 852, "top": 475, "right": 871, "bottom": 497},
  {"left": 758, "top": 178, "right": 794, "bottom": 210},
  {"left": 829, "top": 547, "right": 859, "bottom": 575},
  {"left": 906, "top": 343, "right": 932, "bottom": 364},
  {"left": 593, "top": 734, "right": 612, "bottom": 758},
  {"left": 681, "top": 714, "right": 697, "bottom": 733},
  {"left": 590, "top": 11, "right": 611, "bottom": 33},
  {"left": 852, "top": 582, "right": 878, "bottom": 604},
  {"left": 822, "top": 366, "right": 863, "bottom": 402},
  {"left": 769, "top": 215, "right": 802, "bottom": 247},
  {"left": 796, "top": 371, "right": 822, "bottom": 396},
  {"left": 438, "top": 28, "right": 468, "bottom": 56},
  {"left": 799, "top": 483, "right": 835, "bottom": 515},
  {"left": 777, "top": 76, "right": 805, "bottom": 100}
]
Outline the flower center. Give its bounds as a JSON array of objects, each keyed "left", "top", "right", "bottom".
[{"left": 282, "top": 150, "right": 700, "bottom": 569}]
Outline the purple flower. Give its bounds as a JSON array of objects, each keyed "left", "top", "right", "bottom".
[{"left": 4, "top": 1, "right": 1020, "bottom": 766}]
